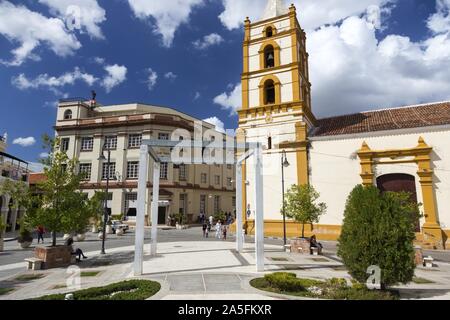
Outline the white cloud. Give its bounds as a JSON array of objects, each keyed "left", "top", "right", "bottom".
[
  {"left": 127, "top": 0, "right": 204, "bottom": 47},
  {"left": 101, "top": 64, "right": 128, "bottom": 93},
  {"left": 218, "top": 0, "right": 393, "bottom": 31},
  {"left": 427, "top": 0, "right": 450, "bottom": 34},
  {"left": 215, "top": 1, "right": 450, "bottom": 117},
  {"left": 164, "top": 72, "right": 177, "bottom": 80},
  {"left": 0, "top": 1, "right": 81, "bottom": 66},
  {"left": 13, "top": 137, "right": 36, "bottom": 147},
  {"left": 13, "top": 64, "right": 128, "bottom": 94},
  {"left": 193, "top": 33, "right": 224, "bottom": 49},
  {"left": 194, "top": 91, "right": 201, "bottom": 100},
  {"left": 38, "top": 0, "right": 106, "bottom": 39},
  {"left": 308, "top": 4, "right": 450, "bottom": 116},
  {"left": 12, "top": 67, "right": 98, "bottom": 91},
  {"left": 146, "top": 68, "right": 158, "bottom": 91},
  {"left": 93, "top": 56, "right": 105, "bottom": 65},
  {"left": 203, "top": 117, "right": 225, "bottom": 133},
  {"left": 39, "top": 152, "right": 49, "bottom": 158},
  {"left": 213, "top": 83, "right": 241, "bottom": 115}
]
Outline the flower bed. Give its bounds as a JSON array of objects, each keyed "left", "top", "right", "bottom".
[
  {"left": 34, "top": 280, "right": 161, "bottom": 300},
  {"left": 250, "top": 272, "right": 398, "bottom": 300}
]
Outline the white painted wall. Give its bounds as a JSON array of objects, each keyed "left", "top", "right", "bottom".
[{"left": 309, "top": 129, "right": 450, "bottom": 229}]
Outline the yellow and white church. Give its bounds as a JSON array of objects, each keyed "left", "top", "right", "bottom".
[{"left": 237, "top": 0, "right": 450, "bottom": 250}]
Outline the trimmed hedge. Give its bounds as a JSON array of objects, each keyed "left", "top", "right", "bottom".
[
  {"left": 34, "top": 280, "right": 160, "bottom": 300},
  {"left": 251, "top": 273, "right": 398, "bottom": 300}
]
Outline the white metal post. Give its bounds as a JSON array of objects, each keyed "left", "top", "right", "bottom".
[
  {"left": 134, "top": 145, "right": 149, "bottom": 276},
  {"left": 150, "top": 161, "right": 160, "bottom": 256},
  {"left": 254, "top": 145, "right": 264, "bottom": 272},
  {"left": 236, "top": 163, "right": 243, "bottom": 252}
]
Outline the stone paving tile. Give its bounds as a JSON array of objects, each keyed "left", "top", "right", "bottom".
[
  {"left": 203, "top": 274, "right": 242, "bottom": 292},
  {"left": 167, "top": 274, "right": 205, "bottom": 292}
]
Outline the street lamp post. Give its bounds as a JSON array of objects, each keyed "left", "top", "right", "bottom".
[
  {"left": 281, "top": 150, "right": 290, "bottom": 246},
  {"left": 98, "top": 143, "right": 111, "bottom": 255}
]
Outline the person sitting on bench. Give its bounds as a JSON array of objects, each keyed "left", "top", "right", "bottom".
[
  {"left": 310, "top": 235, "right": 323, "bottom": 255},
  {"left": 65, "top": 237, "right": 88, "bottom": 262}
]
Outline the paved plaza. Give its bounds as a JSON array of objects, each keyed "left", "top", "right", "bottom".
[{"left": 1, "top": 227, "right": 450, "bottom": 300}]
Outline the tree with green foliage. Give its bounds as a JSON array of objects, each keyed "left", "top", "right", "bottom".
[
  {"left": 337, "top": 185, "right": 420, "bottom": 288},
  {"left": 87, "top": 191, "right": 106, "bottom": 228},
  {"left": 282, "top": 184, "right": 327, "bottom": 238},
  {"left": 24, "top": 137, "right": 96, "bottom": 246}
]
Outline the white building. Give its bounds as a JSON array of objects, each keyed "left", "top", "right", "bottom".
[
  {"left": 238, "top": 0, "right": 450, "bottom": 249},
  {"left": 0, "top": 132, "right": 29, "bottom": 233},
  {"left": 55, "top": 100, "right": 236, "bottom": 225}
]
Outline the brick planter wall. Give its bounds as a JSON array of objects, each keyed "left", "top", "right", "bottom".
[
  {"left": 290, "top": 238, "right": 311, "bottom": 254},
  {"left": 34, "top": 246, "right": 72, "bottom": 269}
]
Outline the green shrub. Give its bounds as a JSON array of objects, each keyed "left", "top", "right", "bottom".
[
  {"left": 251, "top": 274, "right": 398, "bottom": 300},
  {"left": 264, "top": 272, "right": 305, "bottom": 292},
  {"left": 34, "top": 280, "right": 160, "bottom": 300},
  {"left": 338, "top": 185, "right": 418, "bottom": 288}
]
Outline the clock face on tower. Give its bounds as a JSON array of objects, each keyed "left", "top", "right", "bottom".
[{"left": 265, "top": 114, "right": 273, "bottom": 123}]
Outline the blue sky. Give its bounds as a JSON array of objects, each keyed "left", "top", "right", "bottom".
[{"left": 1, "top": 0, "right": 450, "bottom": 167}]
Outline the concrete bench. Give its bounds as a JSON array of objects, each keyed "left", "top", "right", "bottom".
[
  {"left": 25, "top": 258, "right": 44, "bottom": 271},
  {"left": 284, "top": 244, "right": 292, "bottom": 253}
]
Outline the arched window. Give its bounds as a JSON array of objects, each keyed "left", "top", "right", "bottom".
[
  {"left": 266, "top": 27, "right": 273, "bottom": 37},
  {"left": 264, "top": 80, "right": 276, "bottom": 105},
  {"left": 64, "top": 109, "right": 73, "bottom": 120},
  {"left": 268, "top": 136, "right": 272, "bottom": 150},
  {"left": 264, "top": 45, "right": 275, "bottom": 68}
]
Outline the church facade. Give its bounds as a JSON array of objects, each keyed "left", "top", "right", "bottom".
[{"left": 237, "top": 1, "right": 450, "bottom": 249}]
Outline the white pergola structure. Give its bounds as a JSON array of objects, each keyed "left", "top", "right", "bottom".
[{"left": 133, "top": 139, "right": 264, "bottom": 276}]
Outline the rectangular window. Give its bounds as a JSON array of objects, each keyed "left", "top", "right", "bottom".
[
  {"left": 104, "top": 136, "right": 117, "bottom": 150},
  {"left": 160, "top": 162, "right": 168, "bottom": 180},
  {"left": 201, "top": 173, "right": 207, "bottom": 184},
  {"left": 128, "top": 134, "right": 142, "bottom": 148},
  {"left": 179, "top": 164, "right": 187, "bottom": 181},
  {"left": 215, "top": 175, "right": 220, "bottom": 185},
  {"left": 232, "top": 196, "right": 236, "bottom": 207},
  {"left": 81, "top": 137, "right": 94, "bottom": 151},
  {"left": 214, "top": 195, "right": 221, "bottom": 214},
  {"left": 79, "top": 163, "right": 92, "bottom": 181},
  {"left": 60, "top": 138, "right": 70, "bottom": 152},
  {"left": 158, "top": 133, "right": 169, "bottom": 140},
  {"left": 200, "top": 195, "right": 206, "bottom": 214},
  {"left": 227, "top": 164, "right": 232, "bottom": 170},
  {"left": 102, "top": 162, "right": 116, "bottom": 180},
  {"left": 127, "top": 161, "right": 139, "bottom": 180},
  {"left": 227, "top": 177, "right": 232, "bottom": 187}
]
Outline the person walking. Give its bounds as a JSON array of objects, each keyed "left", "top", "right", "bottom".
[
  {"left": 205, "top": 223, "right": 209, "bottom": 238},
  {"left": 209, "top": 215, "right": 214, "bottom": 226},
  {"left": 36, "top": 225, "right": 45, "bottom": 244},
  {"left": 222, "top": 224, "right": 227, "bottom": 241},
  {"left": 215, "top": 220, "right": 222, "bottom": 239},
  {"left": 202, "top": 222, "right": 208, "bottom": 238}
]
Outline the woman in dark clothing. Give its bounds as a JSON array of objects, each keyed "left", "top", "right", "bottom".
[
  {"left": 202, "top": 223, "right": 208, "bottom": 238},
  {"left": 65, "top": 237, "right": 88, "bottom": 262},
  {"left": 309, "top": 235, "right": 323, "bottom": 255}
]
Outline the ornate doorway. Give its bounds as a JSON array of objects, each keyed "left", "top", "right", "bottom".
[{"left": 377, "top": 174, "right": 420, "bottom": 232}]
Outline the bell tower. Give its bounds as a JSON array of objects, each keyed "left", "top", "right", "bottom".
[{"left": 237, "top": 1, "right": 315, "bottom": 226}]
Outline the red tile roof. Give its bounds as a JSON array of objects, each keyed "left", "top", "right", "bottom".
[
  {"left": 312, "top": 101, "right": 450, "bottom": 137},
  {"left": 29, "top": 173, "right": 46, "bottom": 185}
]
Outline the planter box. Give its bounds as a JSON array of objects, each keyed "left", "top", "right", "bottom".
[
  {"left": 290, "top": 238, "right": 310, "bottom": 255},
  {"left": 34, "top": 246, "right": 72, "bottom": 269}
]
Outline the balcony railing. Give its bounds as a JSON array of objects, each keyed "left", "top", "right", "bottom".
[{"left": 0, "top": 151, "right": 29, "bottom": 182}]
